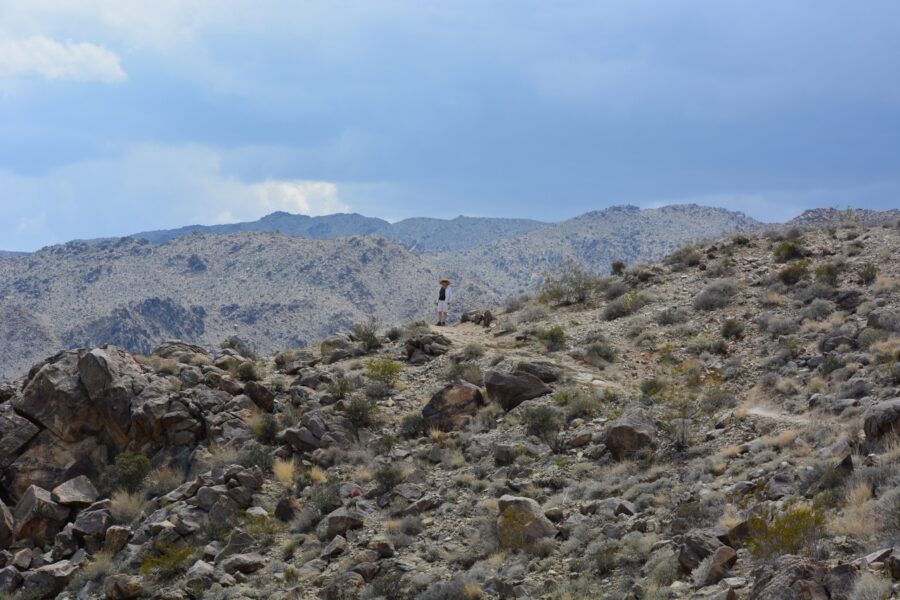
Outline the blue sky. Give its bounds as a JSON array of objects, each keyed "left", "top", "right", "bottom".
[{"left": 1, "top": 1, "right": 899, "bottom": 251}]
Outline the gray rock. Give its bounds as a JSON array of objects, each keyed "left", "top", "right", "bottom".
[
  {"left": 13, "top": 485, "right": 70, "bottom": 546},
  {"left": 21, "top": 559, "right": 78, "bottom": 598},
  {"left": 604, "top": 411, "right": 657, "bottom": 460},
  {"left": 221, "top": 552, "right": 266, "bottom": 574},
  {"left": 484, "top": 371, "right": 551, "bottom": 411},
  {"left": 51, "top": 475, "right": 99, "bottom": 506},
  {"left": 864, "top": 398, "right": 900, "bottom": 440},
  {"left": 0, "top": 565, "right": 22, "bottom": 593},
  {"left": 318, "top": 508, "right": 365, "bottom": 540},
  {"left": 104, "top": 574, "right": 144, "bottom": 599},
  {"left": 497, "top": 495, "right": 557, "bottom": 548}
]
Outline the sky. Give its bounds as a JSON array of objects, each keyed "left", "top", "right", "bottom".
[{"left": 1, "top": 1, "right": 899, "bottom": 252}]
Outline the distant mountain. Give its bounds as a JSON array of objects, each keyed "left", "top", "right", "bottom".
[
  {"left": 787, "top": 207, "right": 900, "bottom": 228},
  {"left": 439, "top": 205, "right": 761, "bottom": 295},
  {"left": 0, "top": 251, "right": 27, "bottom": 259},
  {"left": 126, "top": 212, "right": 549, "bottom": 254},
  {"left": 0, "top": 233, "right": 499, "bottom": 380}
]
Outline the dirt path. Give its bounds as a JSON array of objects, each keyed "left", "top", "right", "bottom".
[{"left": 743, "top": 404, "right": 811, "bottom": 425}]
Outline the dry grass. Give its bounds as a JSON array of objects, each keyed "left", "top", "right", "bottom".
[
  {"left": 718, "top": 504, "right": 743, "bottom": 530},
  {"left": 488, "top": 551, "right": 507, "bottom": 569},
  {"left": 143, "top": 466, "right": 183, "bottom": 497},
  {"left": 352, "top": 468, "right": 374, "bottom": 483},
  {"left": 384, "top": 519, "right": 401, "bottom": 533},
  {"left": 204, "top": 444, "right": 242, "bottom": 468},
  {"left": 719, "top": 444, "right": 742, "bottom": 459},
  {"left": 761, "top": 291, "right": 785, "bottom": 307},
  {"left": 188, "top": 353, "right": 212, "bottom": 366},
  {"left": 308, "top": 466, "right": 328, "bottom": 484},
  {"left": 463, "top": 583, "right": 483, "bottom": 599},
  {"left": 273, "top": 460, "right": 295, "bottom": 487},
  {"left": 874, "top": 275, "right": 895, "bottom": 294},
  {"left": 763, "top": 429, "right": 798, "bottom": 449},
  {"left": 733, "top": 406, "right": 749, "bottom": 419},
  {"left": 110, "top": 490, "right": 147, "bottom": 524},
  {"left": 830, "top": 481, "right": 878, "bottom": 540}
]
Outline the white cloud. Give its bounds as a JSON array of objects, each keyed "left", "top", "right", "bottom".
[
  {"left": 250, "top": 180, "right": 347, "bottom": 217},
  {"left": 0, "top": 35, "right": 126, "bottom": 82}
]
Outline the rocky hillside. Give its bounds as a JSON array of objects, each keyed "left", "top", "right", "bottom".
[
  {"left": 788, "top": 208, "right": 900, "bottom": 229},
  {"left": 0, "top": 233, "right": 498, "bottom": 382},
  {"left": 438, "top": 205, "right": 761, "bottom": 295},
  {"left": 124, "top": 213, "right": 548, "bottom": 254},
  {"left": 0, "top": 219, "right": 897, "bottom": 599}
]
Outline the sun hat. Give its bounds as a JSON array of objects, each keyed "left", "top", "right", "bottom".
[{"left": 440, "top": 278, "right": 450, "bottom": 284}]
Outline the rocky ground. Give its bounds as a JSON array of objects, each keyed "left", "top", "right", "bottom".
[{"left": 0, "top": 219, "right": 898, "bottom": 599}]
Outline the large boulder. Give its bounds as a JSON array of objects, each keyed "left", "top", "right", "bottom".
[
  {"left": 497, "top": 495, "right": 557, "bottom": 549},
  {"left": 405, "top": 333, "right": 451, "bottom": 364},
  {"left": 51, "top": 475, "right": 99, "bottom": 507},
  {"left": 0, "top": 499, "right": 13, "bottom": 550},
  {"left": 604, "top": 411, "right": 657, "bottom": 460},
  {"left": 318, "top": 508, "right": 365, "bottom": 540},
  {"left": 21, "top": 559, "right": 78, "bottom": 598},
  {"left": 484, "top": 371, "right": 551, "bottom": 411},
  {"left": 678, "top": 528, "right": 728, "bottom": 572},
  {"left": 863, "top": 398, "right": 900, "bottom": 440},
  {"left": 749, "top": 556, "right": 857, "bottom": 599},
  {"left": 243, "top": 381, "right": 275, "bottom": 412},
  {"left": 513, "top": 361, "right": 561, "bottom": 383},
  {"left": 13, "top": 485, "right": 70, "bottom": 546},
  {"left": 0, "top": 404, "right": 41, "bottom": 469},
  {"left": 2, "top": 430, "right": 100, "bottom": 501},
  {"left": 421, "top": 383, "right": 485, "bottom": 430},
  {"left": 283, "top": 410, "right": 354, "bottom": 452}
]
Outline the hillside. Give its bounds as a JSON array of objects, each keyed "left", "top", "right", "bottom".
[
  {"left": 0, "top": 219, "right": 897, "bottom": 599},
  {"left": 125, "top": 213, "right": 549, "bottom": 254},
  {"left": 440, "top": 204, "right": 761, "bottom": 295},
  {"left": 0, "top": 233, "right": 498, "bottom": 381}
]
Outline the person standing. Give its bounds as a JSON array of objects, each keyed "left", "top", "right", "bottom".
[{"left": 437, "top": 278, "right": 452, "bottom": 326}]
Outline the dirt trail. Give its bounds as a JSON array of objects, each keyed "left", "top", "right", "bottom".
[{"left": 743, "top": 404, "right": 811, "bottom": 425}]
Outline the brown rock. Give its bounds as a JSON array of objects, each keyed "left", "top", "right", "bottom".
[
  {"left": 13, "top": 485, "right": 70, "bottom": 546},
  {"left": 105, "top": 574, "right": 144, "bottom": 600},
  {"left": 863, "top": 398, "right": 900, "bottom": 440},
  {"left": 318, "top": 508, "right": 365, "bottom": 540},
  {"left": 221, "top": 552, "right": 266, "bottom": 574},
  {"left": 243, "top": 381, "right": 275, "bottom": 412},
  {"left": 678, "top": 528, "right": 727, "bottom": 573},
  {"left": 51, "top": 475, "right": 99, "bottom": 506},
  {"left": 275, "top": 496, "right": 301, "bottom": 522},
  {"left": 749, "top": 556, "right": 857, "bottom": 599},
  {"left": 484, "top": 370, "right": 552, "bottom": 411},
  {"left": 0, "top": 499, "right": 14, "bottom": 550},
  {"left": 21, "top": 559, "right": 78, "bottom": 598},
  {"left": 497, "top": 495, "right": 557, "bottom": 549},
  {"left": 701, "top": 545, "right": 738, "bottom": 586},
  {"left": 0, "top": 404, "right": 40, "bottom": 470},
  {"left": 421, "top": 383, "right": 485, "bottom": 430},
  {"left": 604, "top": 411, "right": 657, "bottom": 460},
  {"left": 104, "top": 525, "right": 132, "bottom": 554}
]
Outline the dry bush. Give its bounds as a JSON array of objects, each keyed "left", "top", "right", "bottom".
[
  {"left": 110, "top": 490, "right": 147, "bottom": 524},
  {"left": 830, "top": 481, "right": 878, "bottom": 541},
  {"left": 273, "top": 460, "right": 296, "bottom": 487}
]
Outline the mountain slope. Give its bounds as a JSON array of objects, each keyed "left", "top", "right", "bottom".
[{"left": 440, "top": 204, "right": 761, "bottom": 294}]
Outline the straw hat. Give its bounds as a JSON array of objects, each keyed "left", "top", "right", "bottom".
[{"left": 440, "top": 278, "right": 450, "bottom": 285}]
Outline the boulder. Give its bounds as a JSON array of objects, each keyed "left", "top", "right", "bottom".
[
  {"left": 51, "top": 475, "right": 99, "bottom": 506},
  {"left": 321, "top": 571, "right": 365, "bottom": 600},
  {"left": 678, "top": 528, "right": 729, "bottom": 573},
  {"left": 497, "top": 495, "right": 557, "bottom": 549},
  {"left": 185, "top": 559, "right": 216, "bottom": 586},
  {"left": 0, "top": 404, "right": 41, "bottom": 470},
  {"left": 0, "top": 565, "right": 22, "bottom": 593},
  {"left": 863, "top": 398, "right": 900, "bottom": 440},
  {"left": 604, "top": 411, "right": 657, "bottom": 460},
  {"left": 318, "top": 508, "right": 365, "bottom": 540},
  {"left": 404, "top": 333, "right": 451, "bottom": 363},
  {"left": 104, "top": 574, "right": 144, "bottom": 600},
  {"left": 21, "top": 559, "right": 78, "bottom": 598},
  {"left": 461, "top": 310, "right": 494, "bottom": 327},
  {"left": 0, "top": 499, "right": 14, "bottom": 550},
  {"left": 749, "top": 556, "right": 857, "bottom": 600},
  {"left": 321, "top": 535, "right": 347, "bottom": 558},
  {"left": 1, "top": 429, "right": 99, "bottom": 501},
  {"left": 243, "top": 381, "right": 275, "bottom": 412},
  {"left": 104, "top": 525, "right": 132, "bottom": 554},
  {"left": 700, "top": 546, "right": 738, "bottom": 586},
  {"left": 421, "top": 383, "right": 485, "bottom": 430},
  {"left": 221, "top": 552, "right": 266, "bottom": 574},
  {"left": 73, "top": 508, "right": 112, "bottom": 539},
  {"left": 275, "top": 496, "right": 301, "bottom": 522},
  {"left": 484, "top": 371, "right": 552, "bottom": 411},
  {"left": 283, "top": 410, "right": 355, "bottom": 451},
  {"left": 13, "top": 485, "right": 70, "bottom": 546},
  {"left": 513, "top": 361, "right": 561, "bottom": 383}
]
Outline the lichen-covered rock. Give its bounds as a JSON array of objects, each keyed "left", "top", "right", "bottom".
[
  {"left": 749, "top": 556, "right": 856, "bottom": 599},
  {"left": 497, "top": 495, "right": 556, "bottom": 549},
  {"left": 421, "top": 383, "right": 485, "bottom": 430}
]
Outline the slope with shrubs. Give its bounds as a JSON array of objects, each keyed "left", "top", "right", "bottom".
[{"left": 1, "top": 219, "right": 899, "bottom": 600}]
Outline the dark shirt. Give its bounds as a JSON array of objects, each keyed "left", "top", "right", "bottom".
[{"left": 439, "top": 287, "right": 446, "bottom": 301}]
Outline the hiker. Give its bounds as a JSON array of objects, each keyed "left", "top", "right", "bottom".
[{"left": 437, "top": 278, "right": 452, "bottom": 326}]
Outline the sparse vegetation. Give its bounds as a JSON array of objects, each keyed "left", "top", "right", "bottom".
[
  {"left": 365, "top": 357, "right": 403, "bottom": 384},
  {"left": 536, "top": 325, "right": 567, "bottom": 351}
]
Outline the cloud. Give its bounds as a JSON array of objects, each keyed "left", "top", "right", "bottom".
[
  {"left": 251, "top": 180, "right": 347, "bottom": 217},
  {"left": 0, "top": 35, "right": 126, "bottom": 83}
]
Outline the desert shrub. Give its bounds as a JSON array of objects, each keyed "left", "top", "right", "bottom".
[
  {"left": 641, "top": 376, "right": 668, "bottom": 399},
  {"left": 802, "top": 299, "right": 834, "bottom": 321},
  {"left": 309, "top": 481, "right": 342, "bottom": 514},
  {"left": 819, "top": 353, "right": 846, "bottom": 375},
  {"left": 773, "top": 240, "right": 805, "bottom": 262},
  {"left": 604, "top": 291, "right": 648, "bottom": 321},
  {"left": 747, "top": 500, "right": 826, "bottom": 560},
  {"left": 385, "top": 326, "right": 402, "bottom": 341},
  {"left": 555, "top": 388, "right": 602, "bottom": 420},
  {"left": 237, "top": 361, "right": 263, "bottom": 381},
  {"left": 849, "top": 573, "right": 891, "bottom": 600},
  {"left": 110, "top": 490, "right": 147, "bottom": 524},
  {"left": 101, "top": 451, "right": 151, "bottom": 493},
  {"left": 244, "top": 514, "right": 284, "bottom": 545},
  {"left": 402, "top": 319, "right": 431, "bottom": 339},
  {"left": 326, "top": 375, "right": 354, "bottom": 400},
  {"left": 611, "top": 260, "right": 626, "bottom": 275},
  {"left": 536, "top": 326, "right": 567, "bottom": 351},
  {"left": 222, "top": 336, "right": 257, "bottom": 360},
  {"left": 461, "top": 343, "right": 485, "bottom": 361},
  {"left": 365, "top": 358, "right": 403, "bottom": 384},
  {"left": 522, "top": 405, "right": 562, "bottom": 443},
  {"left": 665, "top": 244, "right": 702, "bottom": 271},
  {"left": 238, "top": 441, "right": 273, "bottom": 471},
  {"left": 538, "top": 259, "right": 600, "bottom": 305},
  {"left": 767, "top": 316, "right": 799, "bottom": 338},
  {"left": 365, "top": 380, "right": 393, "bottom": 399},
  {"left": 814, "top": 262, "right": 842, "bottom": 287},
  {"left": 721, "top": 319, "right": 745, "bottom": 340},
  {"left": 778, "top": 259, "right": 811, "bottom": 286},
  {"left": 374, "top": 464, "right": 405, "bottom": 492},
  {"left": 504, "top": 293, "right": 530, "bottom": 314},
  {"left": 143, "top": 466, "right": 183, "bottom": 498},
  {"left": 693, "top": 279, "right": 738, "bottom": 311},
  {"left": 796, "top": 281, "right": 836, "bottom": 303},
  {"left": 352, "top": 318, "right": 383, "bottom": 351},
  {"left": 858, "top": 328, "right": 886, "bottom": 350},
  {"left": 251, "top": 412, "right": 279, "bottom": 445},
  {"left": 860, "top": 263, "right": 878, "bottom": 285},
  {"left": 700, "top": 387, "right": 735, "bottom": 412},
  {"left": 446, "top": 361, "right": 484, "bottom": 386},
  {"left": 601, "top": 279, "right": 630, "bottom": 301},
  {"left": 401, "top": 412, "right": 425, "bottom": 438},
  {"left": 346, "top": 396, "right": 376, "bottom": 428},
  {"left": 583, "top": 340, "right": 616, "bottom": 367},
  {"left": 140, "top": 544, "right": 196, "bottom": 580},
  {"left": 657, "top": 307, "right": 689, "bottom": 325}
]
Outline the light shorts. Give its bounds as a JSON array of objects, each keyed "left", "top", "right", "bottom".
[{"left": 437, "top": 300, "right": 449, "bottom": 312}]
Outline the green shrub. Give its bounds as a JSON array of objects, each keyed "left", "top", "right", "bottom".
[
  {"left": 375, "top": 464, "right": 404, "bottom": 492},
  {"left": 583, "top": 341, "right": 616, "bottom": 367},
  {"left": 244, "top": 514, "right": 284, "bottom": 545},
  {"left": 536, "top": 326, "right": 567, "bottom": 352},
  {"left": 860, "top": 263, "right": 878, "bottom": 285},
  {"left": 721, "top": 319, "right": 745, "bottom": 340},
  {"left": 352, "top": 318, "right": 383, "bottom": 351},
  {"left": 641, "top": 376, "right": 667, "bottom": 399},
  {"left": 665, "top": 245, "right": 702, "bottom": 271},
  {"left": 538, "top": 259, "right": 601, "bottom": 305},
  {"left": 365, "top": 358, "right": 403, "bottom": 384},
  {"left": 237, "top": 361, "right": 263, "bottom": 381},
  {"left": 603, "top": 291, "right": 648, "bottom": 321},
  {"left": 238, "top": 442, "right": 273, "bottom": 472},
  {"left": 747, "top": 500, "right": 826, "bottom": 560},
  {"left": 461, "top": 343, "right": 485, "bottom": 361},
  {"left": 140, "top": 544, "right": 196, "bottom": 580},
  {"left": 401, "top": 412, "right": 425, "bottom": 438},
  {"left": 611, "top": 260, "right": 626, "bottom": 275},
  {"left": 101, "top": 451, "right": 151, "bottom": 493},
  {"left": 326, "top": 375, "right": 353, "bottom": 400},
  {"left": 778, "top": 259, "right": 811, "bottom": 285},
  {"left": 693, "top": 279, "right": 738, "bottom": 311},
  {"left": 251, "top": 413, "right": 279, "bottom": 445},
  {"left": 815, "top": 262, "right": 841, "bottom": 287},
  {"left": 657, "top": 307, "right": 688, "bottom": 326},
  {"left": 773, "top": 240, "right": 805, "bottom": 262},
  {"left": 555, "top": 388, "right": 602, "bottom": 420},
  {"left": 385, "top": 326, "right": 402, "bottom": 341},
  {"left": 522, "top": 405, "right": 562, "bottom": 443},
  {"left": 346, "top": 395, "right": 376, "bottom": 428},
  {"left": 446, "top": 361, "right": 484, "bottom": 385},
  {"left": 309, "top": 481, "right": 342, "bottom": 514}
]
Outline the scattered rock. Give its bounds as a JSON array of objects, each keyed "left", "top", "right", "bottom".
[
  {"left": 497, "top": 495, "right": 557, "bottom": 548},
  {"left": 604, "top": 411, "right": 657, "bottom": 460},
  {"left": 421, "top": 383, "right": 485, "bottom": 430},
  {"left": 863, "top": 398, "right": 900, "bottom": 440},
  {"left": 104, "top": 574, "right": 144, "bottom": 600}
]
